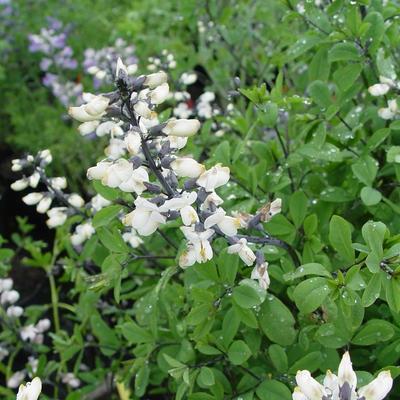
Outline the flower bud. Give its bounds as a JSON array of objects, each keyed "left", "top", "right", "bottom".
[
  {"left": 78, "top": 121, "right": 100, "bottom": 136},
  {"left": 87, "top": 161, "right": 112, "bottom": 180},
  {"left": 144, "top": 71, "right": 168, "bottom": 89},
  {"left": 68, "top": 194, "right": 85, "bottom": 208},
  {"left": 162, "top": 118, "right": 201, "bottom": 137},
  {"left": 171, "top": 157, "right": 205, "bottom": 178},
  {"left": 7, "top": 305, "right": 24, "bottom": 318},
  {"left": 36, "top": 196, "right": 52, "bottom": 214},
  {"left": 22, "top": 193, "right": 43, "bottom": 205},
  {"left": 368, "top": 83, "right": 390, "bottom": 96},
  {"left": 85, "top": 96, "right": 110, "bottom": 116},
  {"left": 150, "top": 83, "right": 169, "bottom": 104},
  {"left": 11, "top": 179, "right": 29, "bottom": 191}
]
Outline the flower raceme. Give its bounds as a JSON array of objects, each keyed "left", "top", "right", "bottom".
[
  {"left": 293, "top": 352, "right": 393, "bottom": 400},
  {"left": 12, "top": 57, "right": 285, "bottom": 292}
]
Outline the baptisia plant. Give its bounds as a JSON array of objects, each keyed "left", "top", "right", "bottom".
[
  {"left": 11, "top": 57, "right": 293, "bottom": 292},
  {"left": 293, "top": 352, "right": 392, "bottom": 400}
]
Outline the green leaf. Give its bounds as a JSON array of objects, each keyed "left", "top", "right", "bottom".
[
  {"left": 284, "top": 263, "right": 331, "bottom": 281},
  {"left": 259, "top": 295, "right": 296, "bottom": 346},
  {"left": 308, "top": 80, "right": 331, "bottom": 108},
  {"left": 362, "top": 221, "right": 386, "bottom": 263},
  {"left": 97, "top": 227, "right": 128, "bottom": 253},
  {"left": 288, "top": 351, "right": 323, "bottom": 374},
  {"left": 228, "top": 340, "right": 252, "bottom": 365},
  {"left": 309, "top": 47, "right": 330, "bottom": 82},
  {"left": 289, "top": 191, "right": 308, "bottom": 228},
  {"left": 329, "top": 215, "right": 355, "bottom": 264},
  {"left": 92, "top": 205, "right": 122, "bottom": 228},
  {"left": 293, "top": 277, "right": 331, "bottom": 313},
  {"left": 222, "top": 307, "right": 240, "bottom": 347},
  {"left": 328, "top": 42, "right": 361, "bottom": 62},
  {"left": 268, "top": 345, "right": 288, "bottom": 373},
  {"left": 385, "top": 277, "right": 400, "bottom": 313},
  {"left": 93, "top": 180, "right": 120, "bottom": 201},
  {"left": 351, "top": 155, "right": 378, "bottom": 186},
  {"left": 367, "top": 128, "right": 390, "bottom": 150},
  {"left": 90, "top": 314, "right": 120, "bottom": 355},
  {"left": 197, "top": 367, "right": 215, "bottom": 387},
  {"left": 256, "top": 380, "right": 291, "bottom": 400},
  {"left": 352, "top": 319, "right": 394, "bottom": 345},
  {"left": 135, "top": 364, "right": 150, "bottom": 397},
  {"left": 333, "top": 63, "right": 362, "bottom": 92},
  {"left": 387, "top": 146, "right": 400, "bottom": 163},
  {"left": 214, "top": 141, "right": 231, "bottom": 165},
  {"left": 232, "top": 279, "right": 266, "bottom": 309},
  {"left": 361, "top": 273, "right": 382, "bottom": 307},
  {"left": 120, "top": 321, "right": 154, "bottom": 344},
  {"left": 360, "top": 187, "right": 382, "bottom": 206}
]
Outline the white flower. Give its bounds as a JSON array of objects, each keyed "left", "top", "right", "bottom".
[
  {"left": 180, "top": 72, "right": 197, "bottom": 85},
  {"left": 159, "top": 191, "right": 198, "bottom": 225},
  {"left": 36, "top": 318, "right": 51, "bottom": 333},
  {"left": 204, "top": 208, "right": 244, "bottom": 236},
  {"left": 29, "top": 173, "right": 40, "bottom": 188},
  {"left": 227, "top": 238, "right": 256, "bottom": 266},
  {"left": 101, "top": 159, "right": 133, "bottom": 188},
  {"left": 251, "top": 262, "right": 270, "bottom": 290},
  {"left": 68, "top": 95, "right": 109, "bottom": 122},
  {"left": 294, "top": 351, "right": 393, "bottom": 400},
  {"left": 162, "top": 118, "right": 201, "bottom": 137},
  {"left": 22, "top": 193, "right": 43, "bottom": 206},
  {"left": 123, "top": 229, "right": 144, "bottom": 248},
  {"left": 125, "top": 131, "right": 142, "bottom": 155},
  {"left": 295, "top": 370, "right": 326, "bottom": 399},
  {"left": 7, "top": 371, "right": 26, "bottom": 389},
  {"left": 38, "top": 150, "right": 52, "bottom": 165},
  {"left": 90, "top": 194, "right": 111, "bottom": 212},
  {"left": 196, "top": 164, "right": 230, "bottom": 192},
  {"left": 11, "top": 178, "right": 29, "bottom": 191},
  {"left": 11, "top": 159, "right": 24, "bottom": 172},
  {"left": 173, "top": 102, "right": 192, "bottom": 119},
  {"left": 378, "top": 99, "right": 398, "bottom": 120},
  {"left": 179, "top": 245, "right": 197, "bottom": 268},
  {"left": 68, "top": 194, "right": 85, "bottom": 208},
  {"left": 123, "top": 197, "right": 166, "bottom": 236},
  {"left": 150, "top": 82, "right": 169, "bottom": 104},
  {"left": 368, "top": 83, "right": 390, "bottom": 96},
  {"left": 118, "top": 166, "right": 149, "bottom": 194},
  {"left": 96, "top": 121, "right": 124, "bottom": 137},
  {"left": 170, "top": 157, "right": 205, "bottom": 178},
  {"left": 1, "top": 290, "right": 20, "bottom": 304},
  {"left": 0, "top": 278, "right": 13, "bottom": 292},
  {"left": 116, "top": 57, "right": 128, "bottom": 77},
  {"left": 49, "top": 177, "right": 67, "bottom": 190},
  {"left": 105, "top": 138, "right": 126, "bottom": 160},
  {"left": 260, "top": 198, "right": 282, "bottom": 222},
  {"left": 71, "top": 222, "right": 95, "bottom": 246},
  {"left": 16, "top": 377, "right": 42, "bottom": 400},
  {"left": 62, "top": 373, "right": 81, "bottom": 388},
  {"left": 134, "top": 100, "right": 155, "bottom": 119},
  {"left": 358, "top": 371, "right": 393, "bottom": 400},
  {"left": 7, "top": 305, "right": 24, "bottom": 318},
  {"left": 20, "top": 325, "right": 38, "bottom": 342},
  {"left": 167, "top": 136, "right": 188, "bottom": 149},
  {"left": 0, "top": 346, "right": 9, "bottom": 361},
  {"left": 46, "top": 207, "right": 68, "bottom": 228},
  {"left": 144, "top": 71, "right": 168, "bottom": 89},
  {"left": 78, "top": 120, "right": 100, "bottom": 136},
  {"left": 180, "top": 226, "right": 214, "bottom": 264},
  {"left": 87, "top": 161, "right": 113, "bottom": 181},
  {"left": 201, "top": 192, "right": 224, "bottom": 211},
  {"left": 36, "top": 196, "right": 52, "bottom": 214}
]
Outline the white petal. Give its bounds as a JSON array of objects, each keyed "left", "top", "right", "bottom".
[{"left": 358, "top": 371, "right": 393, "bottom": 400}]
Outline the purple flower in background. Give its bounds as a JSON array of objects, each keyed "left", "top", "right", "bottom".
[{"left": 28, "top": 18, "right": 82, "bottom": 106}]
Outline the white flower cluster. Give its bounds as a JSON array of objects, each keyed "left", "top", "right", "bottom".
[
  {"left": 368, "top": 75, "right": 400, "bottom": 120},
  {"left": 293, "top": 352, "right": 393, "bottom": 400},
  {"left": 0, "top": 277, "right": 49, "bottom": 391},
  {"left": 0, "top": 278, "right": 22, "bottom": 318},
  {"left": 147, "top": 49, "right": 176, "bottom": 71},
  {"left": 66, "top": 58, "right": 282, "bottom": 290}
]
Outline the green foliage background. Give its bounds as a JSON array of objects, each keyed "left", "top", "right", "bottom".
[{"left": 2, "top": 0, "right": 400, "bottom": 399}]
